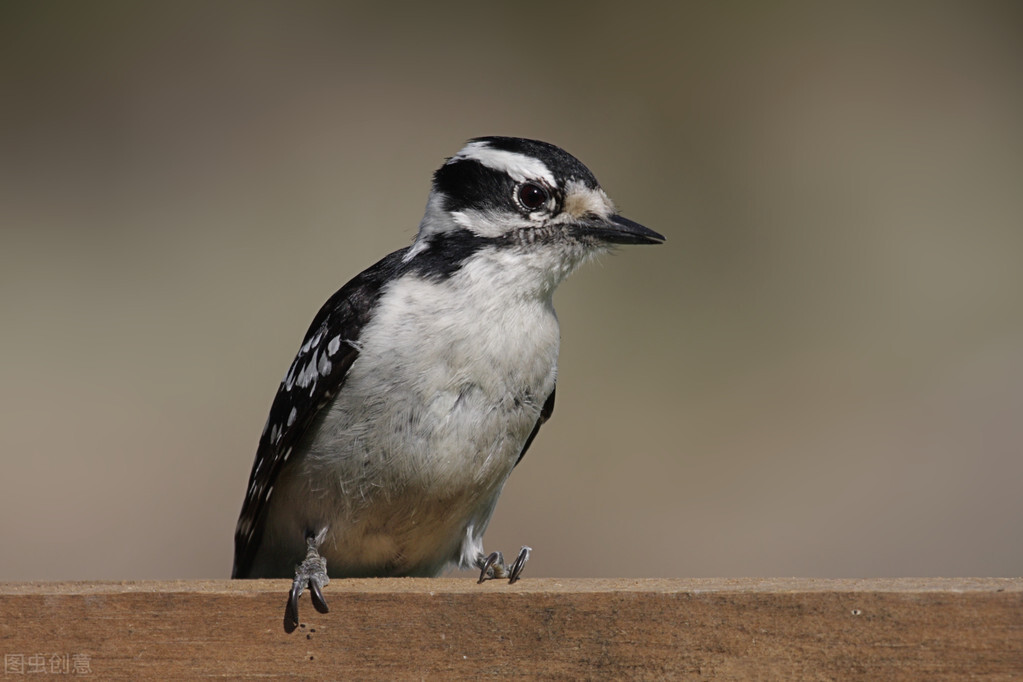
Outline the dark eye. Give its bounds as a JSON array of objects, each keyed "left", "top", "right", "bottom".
[{"left": 517, "top": 183, "right": 549, "bottom": 211}]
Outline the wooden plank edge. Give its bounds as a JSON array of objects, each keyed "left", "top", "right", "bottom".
[{"left": 2, "top": 576, "right": 1021, "bottom": 595}]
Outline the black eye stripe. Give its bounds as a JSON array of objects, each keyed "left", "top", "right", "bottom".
[
  {"left": 434, "top": 158, "right": 560, "bottom": 216},
  {"left": 433, "top": 159, "right": 516, "bottom": 213}
]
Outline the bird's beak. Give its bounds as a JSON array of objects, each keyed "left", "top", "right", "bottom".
[{"left": 576, "top": 214, "right": 665, "bottom": 245}]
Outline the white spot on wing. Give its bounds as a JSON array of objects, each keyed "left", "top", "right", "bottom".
[
  {"left": 327, "top": 335, "right": 341, "bottom": 356},
  {"left": 287, "top": 407, "right": 297, "bottom": 427},
  {"left": 296, "top": 357, "right": 318, "bottom": 389}
]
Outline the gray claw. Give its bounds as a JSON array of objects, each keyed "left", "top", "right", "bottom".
[
  {"left": 508, "top": 545, "right": 531, "bottom": 584},
  {"left": 477, "top": 550, "right": 505, "bottom": 583},
  {"left": 477, "top": 546, "right": 531, "bottom": 584},
  {"left": 284, "top": 530, "right": 330, "bottom": 633},
  {"left": 309, "top": 575, "right": 330, "bottom": 614}
]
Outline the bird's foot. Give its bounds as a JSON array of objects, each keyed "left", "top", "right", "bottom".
[
  {"left": 477, "top": 545, "right": 531, "bottom": 584},
  {"left": 284, "top": 530, "right": 330, "bottom": 633}
]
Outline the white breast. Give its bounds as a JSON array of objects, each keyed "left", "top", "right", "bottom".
[{"left": 269, "top": 248, "right": 561, "bottom": 577}]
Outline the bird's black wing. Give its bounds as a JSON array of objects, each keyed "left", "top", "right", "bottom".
[
  {"left": 515, "top": 387, "right": 555, "bottom": 467},
  {"left": 232, "top": 248, "right": 409, "bottom": 578}
]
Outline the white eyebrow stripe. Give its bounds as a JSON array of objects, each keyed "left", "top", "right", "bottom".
[{"left": 449, "top": 141, "right": 556, "bottom": 186}]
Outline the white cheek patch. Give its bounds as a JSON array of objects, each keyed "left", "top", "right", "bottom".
[
  {"left": 450, "top": 141, "right": 557, "bottom": 186},
  {"left": 560, "top": 180, "right": 616, "bottom": 221},
  {"left": 452, "top": 208, "right": 531, "bottom": 238}
]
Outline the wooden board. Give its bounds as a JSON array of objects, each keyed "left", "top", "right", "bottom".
[{"left": 1, "top": 578, "right": 1020, "bottom": 679}]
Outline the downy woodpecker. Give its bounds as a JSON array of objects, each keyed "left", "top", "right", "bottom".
[{"left": 232, "top": 137, "right": 664, "bottom": 631}]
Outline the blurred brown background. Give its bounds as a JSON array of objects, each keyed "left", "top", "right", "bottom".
[{"left": 2, "top": 2, "right": 1021, "bottom": 581}]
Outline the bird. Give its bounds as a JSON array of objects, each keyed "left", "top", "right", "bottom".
[{"left": 232, "top": 136, "right": 664, "bottom": 631}]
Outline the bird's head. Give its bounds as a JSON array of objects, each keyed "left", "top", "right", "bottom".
[{"left": 413, "top": 137, "right": 664, "bottom": 263}]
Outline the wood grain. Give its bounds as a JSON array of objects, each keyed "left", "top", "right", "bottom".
[{"left": 1, "top": 578, "right": 1020, "bottom": 679}]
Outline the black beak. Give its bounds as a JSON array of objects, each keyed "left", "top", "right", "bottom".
[{"left": 577, "top": 214, "right": 665, "bottom": 245}]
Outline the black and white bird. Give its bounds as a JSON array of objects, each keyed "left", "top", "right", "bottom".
[{"left": 232, "top": 136, "right": 664, "bottom": 631}]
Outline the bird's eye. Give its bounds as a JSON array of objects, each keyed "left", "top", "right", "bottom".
[{"left": 516, "top": 183, "right": 549, "bottom": 211}]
